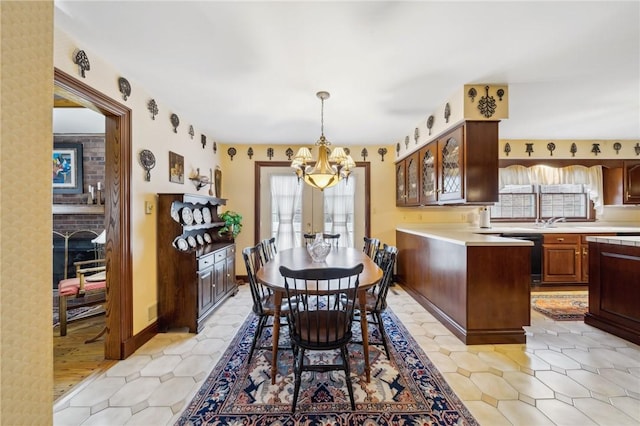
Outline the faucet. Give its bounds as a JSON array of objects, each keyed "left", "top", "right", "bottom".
[{"left": 542, "top": 217, "right": 566, "bottom": 228}]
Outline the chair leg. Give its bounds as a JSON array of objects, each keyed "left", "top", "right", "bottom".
[
  {"left": 341, "top": 345, "right": 356, "bottom": 410},
  {"left": 375, "top": 312, "right": 391, "bottom": 360},
  {"left": 59, "top": 295, "right": 67, "bottom": 336},
  {"left": 247, "top": 315, "right": 267, "bottom": 363},
  {"left": 291, "top": 347, "right": 305, "bottom": 413}
]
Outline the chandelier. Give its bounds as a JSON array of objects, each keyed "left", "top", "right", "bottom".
[{"left": 291, "top": 91, "right": 355, "bottom": 191}]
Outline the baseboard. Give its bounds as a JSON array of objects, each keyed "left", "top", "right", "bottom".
[{"left": 122, "top": 320, "right": 158, "bottom": 358}]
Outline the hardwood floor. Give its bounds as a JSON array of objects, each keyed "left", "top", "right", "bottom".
[{"left": 53, "top": 314, "right": 115, "bottom": 402}]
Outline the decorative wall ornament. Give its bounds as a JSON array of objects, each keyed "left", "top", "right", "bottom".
[
  {"left": 635, "top": 143, "right": 640, "bottom": 156},
  {"left": 497, "top": 88, "right": 505, "bottom": 101},
  {"left": 378, "top": 147, "right": 387, "bottom": 162},
  {"left": 200, "top": 134, "right": 206, "bottom": 148},
  {"left": 570, "top": 143, "right": 577, "bottom": 157},
  {"left": 73, "top": 49, "right": 90, "bottom": 78},
  {"left": 227, "top": 147, "right": 237, "bottom": 161},
  {"left": 147, "top": 99, "right": 158, "bottom": 120},
  {"left": 213, "top": 141, "right": 217, "bottom": 154},
  {"left": 170, "top": 114, "right": 180, "bottom": 133},
  {"left": 504, "top": 142, "right": 511, "bottom": 156},
  {"left": 591, "top": 143, "right": 601, "bottom": 156},
  {"left": 403, "top": 136, "right": 408, "bottom": 149},
  {"left": 361, "top": 148, "right": 368, "bottom": 161},
  {"left": 414, "top": 127, "right": 420, "bottom": 144},
  {"left": 267, "top": 147, "right": 274, "bottom": 160},
  {"left": 189, "top": 126, "right": 195, "bottom": 139},
  {"left": 395, "top": 143, "right": 400, "bottom": 155},
  {"left": 444, "top": 103, "right": 451, "bottom": 123},
  {"left": 285, "top": 148, "right": 294, "bottom": 160},
  {"left": 247, "top": 147, "right": 254, "bottom": 159},
  {"left": 138, "top": 149, "right": 156, "bottom": 182},
  {"left": 525, "top": 143, "right": 534, "bottom": 157},
  {"left": 344, "top": 148, "right": 351, "bottom": 156},
  {"left": 478, "top": 86, "right": 497, "bottom": 118},
  {"left": 468, "top": 87, "right": 477, "bottom": 102},
  {"left": 613, "top": 142, "right": 622, "bottom": 154},
  {"left": 547, "top": 142, "right": 556, "bottom": 156},
  {"left": 426, "top": 115, "right": 434, "bottom": 135},
  {"left": 118, "top": 77, "right": 131, "bottom": 101}
]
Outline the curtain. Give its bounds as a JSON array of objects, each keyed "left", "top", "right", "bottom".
[
  {"left": 499, "top": 165, "right": 604, "bottom": 215},
  {"left": 324, "top": 177, "right": 355, "bottom": 247},
  {"left": 270, "top": 175, "right": 301, "bottom": 250}
]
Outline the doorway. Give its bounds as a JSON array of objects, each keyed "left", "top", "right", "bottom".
[
  {"left": 54, "top": 68, "right": 132, "bottom": 360},
  {"left": 254, "top": 161, "right": 371, "bottom": 249}
]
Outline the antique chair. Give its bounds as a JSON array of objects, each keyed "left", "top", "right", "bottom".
[
  {"left": 279, "top": 263, "right": 363, "bottom": 412},
  {"left": 354, "top": 244, "right": 397, "bottom": 359},
  {"left": 303, "top": 233, "right": 340, "bottom": 247},
  {"left": 57, "top": 258, "right": 106, "bottom": 338},
  {"left": 362, "top": 236, "right": 380, "bottom": 259},
  {"left": 242, "top": 244, "right": 288, "bottom": 364},
  {"left": 260, "top": 236, "right": 278, "bottom": 262}
]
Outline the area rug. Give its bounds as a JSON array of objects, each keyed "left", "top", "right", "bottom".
[
  {"left": 177, "top": 308, "right": 478, "bottom": 425},
  {"left": 52, "top": 290, "right": 105, "bottom": 327},
  {"left": 531, "top": 292, "right": 588, "bottom": 321}
]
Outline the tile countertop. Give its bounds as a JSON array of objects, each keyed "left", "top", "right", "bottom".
[
  {"left": 586, "top": 235, "right": 640, "bottom": 246},
  {"left": 396, "top": 223, "right": 640, "bottom": 247}
]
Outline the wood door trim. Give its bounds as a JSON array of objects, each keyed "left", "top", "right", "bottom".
[
  {"left": 254, "top": 161, "right": 371, "bottom": 245},
  {"left": 54, "top": 68, "right": 132, "bottom": 360}
]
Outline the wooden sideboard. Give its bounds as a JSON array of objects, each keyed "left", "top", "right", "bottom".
[{"left": 156, "top": 193, "right": 237, "bottom": 333}]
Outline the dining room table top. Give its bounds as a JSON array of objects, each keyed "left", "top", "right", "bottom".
[{"left": 256, "top": 246, "right": 383, "bottom": 290}]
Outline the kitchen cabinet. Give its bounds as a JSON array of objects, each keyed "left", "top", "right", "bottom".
[
  {"left": 395, "top": 121, "right": 499, "bottom": 206},
  {"left": 156, "top": 193, "right": 237, "bottom": 333},
  {"left": 623, "top": 160, "right": 640, "bottom": 204},
  {"left": 396, "top": 151, "right": 420, "bottom": 206}
]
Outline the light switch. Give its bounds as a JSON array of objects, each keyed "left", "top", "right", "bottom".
[{"left": 145, "top": 201, "right": 154, "bottom": 214}]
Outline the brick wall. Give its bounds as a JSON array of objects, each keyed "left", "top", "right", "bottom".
[{"left": 53, "top": 133, "right": 105, "bottom": 234}]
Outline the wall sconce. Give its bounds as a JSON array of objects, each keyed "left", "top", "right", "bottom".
[{"left": 189, "top": 168, "right": 210, "bottom": 191}]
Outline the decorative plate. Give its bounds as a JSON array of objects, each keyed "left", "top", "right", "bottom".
[
  {"left": 187, "top": 235, "right": 197, "bottom": 248},
  {"left": 181, "top": 207, "right": 194, "bottom": 225},
  {"left": 203, "top": 233, "right": 212, "bottom": 243},
  {"left": 193, "top": 208, "right": 203, "bottom": 224},
  {"left": 170, "top": 203, "right": 180, "bottom": 223},
  {"left": 202, "top": 207, "right": 212, "bottom": 224},
  {"left": 196, "top": 234, "right": 204, "bottom": 245},
  {"left": 176, "top": 238, "right": 188, "bottom": 251}
]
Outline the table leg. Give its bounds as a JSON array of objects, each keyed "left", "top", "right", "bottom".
[
  {"left": 358, "top": 289, "right": 371, "bottom": 382},
  {"left": 271, "top": 291, "right": 282, "bottom": 385}
]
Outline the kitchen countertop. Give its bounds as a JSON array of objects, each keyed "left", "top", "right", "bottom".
[
  {"left": 397, "top": 223, "right": 640, "bottom": 247},
  {"left": 586, "top": 235, "right": 640, "bottom": 246}
]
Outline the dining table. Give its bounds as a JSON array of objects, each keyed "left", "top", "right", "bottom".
[{"left": 256, "top": 246, "right": 383, "bottom": 384}]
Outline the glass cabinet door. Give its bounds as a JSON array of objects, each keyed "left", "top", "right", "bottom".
[
  {"left": 438, "top": 126, "right": 464, "bottom": 202},
  {"left": 420, "top": 143, "right": 438, "bottom": 204}
]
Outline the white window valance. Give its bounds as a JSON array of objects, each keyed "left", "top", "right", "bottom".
[{"left": 499, "top": 165, "right": 604, "bottom": 215}]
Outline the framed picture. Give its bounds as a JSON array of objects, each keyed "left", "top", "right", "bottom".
[
  {"left": 53, "top": 142, "right": 84, "bottom": 194},
  {"left": 169, "top": 151, "right": 184, "bottom": 184}
]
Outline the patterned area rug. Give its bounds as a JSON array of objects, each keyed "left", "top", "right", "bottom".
[
  {"left": 531, "top": 292, "right": 588, "bottom": 321},
  {"left": 178, "top": 308, "right": 478, "bottom": 425},
  {"left": 52, "top": 290, "right": 105, "bottom": 327}
]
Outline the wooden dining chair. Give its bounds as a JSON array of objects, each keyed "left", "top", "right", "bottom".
[
  {"left": 260, "top": 237, "right": 277, "bottom": 262},
  {"left": 242, "top": 244, "right": 288, "bottom": 364},
  {"left": 303, "top": 233, "right": 340, "bottom": 247},
  {"left": 362, "top": 236, "right": 380, "bottom": 259},
  {"left": 356, "top": 244, "right": 398, "bottom": 359},
  {"left": 279, "top": 263, "right": 363, "bottom": 412}
]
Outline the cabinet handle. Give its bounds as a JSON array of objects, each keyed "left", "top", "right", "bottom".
[
  {"left": 556, "top": 238, "right": 564, "bottom": 242},
  {"left": 575, "top": 251, "right": 580, "bottom": 255},
  {"left": 582, "top": 248, "right": 588, "bottom": 256}
]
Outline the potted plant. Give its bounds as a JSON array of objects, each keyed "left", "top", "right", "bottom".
[{"left": 218, "top": 210, "right": 243, "bottom": 239}]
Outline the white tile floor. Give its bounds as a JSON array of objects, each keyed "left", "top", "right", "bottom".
[{"left": 53, "top": 284, "right": 640, "bottom": 425}]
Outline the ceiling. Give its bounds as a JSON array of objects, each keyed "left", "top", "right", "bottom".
[{"left": 54, "top": 1, "right": 639, "bottom": 146}]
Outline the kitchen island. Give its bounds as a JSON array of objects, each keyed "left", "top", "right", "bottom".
[
  {"left": 584, "top": 235, "right": 640, "bottom": 345},
  {"left": 396, "top": 226, "right": 533, "bottom": 344}
]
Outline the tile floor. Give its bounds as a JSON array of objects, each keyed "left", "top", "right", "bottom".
[{"left": 53, "top": 284, "right": 640, "bottom": 425}]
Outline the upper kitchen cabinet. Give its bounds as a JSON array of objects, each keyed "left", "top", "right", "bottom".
[
  {"left": 624, "top": 160, "right": 640, "bottom": 204},
  {"left": 396, "top": 121, "right": 499, "bottom": 206},
  {"left": 396, "top": 151, "right": 420, "bottom": 206}
]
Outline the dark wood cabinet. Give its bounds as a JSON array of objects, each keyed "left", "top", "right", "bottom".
[
  {"left": 157, "top": 193, "right": 237, "bottom": 333},
  {"left": 623, "top": 160, "right": 640, "bottom": 204},
  {"left": 395, "top": 121, "right": 499, "bottom": 206},
  {"left": 543, "top": 234, "right": 581, "bottom": 283}
]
